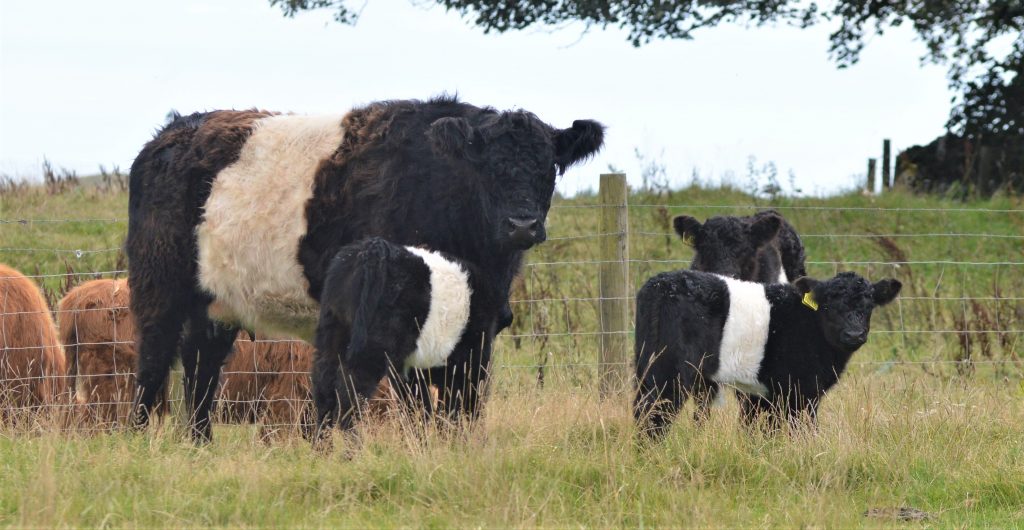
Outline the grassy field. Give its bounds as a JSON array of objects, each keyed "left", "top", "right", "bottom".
[{"left": 2, "top": 183, "right": 1023, "bottom": 527}]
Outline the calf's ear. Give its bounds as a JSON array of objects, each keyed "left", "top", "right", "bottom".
[
  {"left": 872, "top": 279, "right": 902, "bottom": 305},
  {"left": 672, "top": 215, "right": 702, "bottom": 242},
  {"left": 749, "top": 213, "right": 782, "bottom": 247},
  {"left": 554, "top": 120, "right": 605, "bottom": 173},
  {"left": 794, "top": 276, "right": 819, "bottom": 294},
  {"left": 427, "top": 117, "right": 478, "bottom": 159}
]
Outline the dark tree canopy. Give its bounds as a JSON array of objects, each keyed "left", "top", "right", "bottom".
[{"left": 272, "top": 0, "right": 1023, "bottom": 193}]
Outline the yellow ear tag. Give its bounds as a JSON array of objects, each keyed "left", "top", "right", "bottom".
[
  {"left": 802, "top": 292, "right": 819, "bottom": 311},
  {"left": 682, "top": 234, "right": 695, "bottom": 247}
]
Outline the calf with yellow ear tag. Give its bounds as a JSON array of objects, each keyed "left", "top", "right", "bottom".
[{"left": 634, "top": 270, "right": 900, "bottom": 439}]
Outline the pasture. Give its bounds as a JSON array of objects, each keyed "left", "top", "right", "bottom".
[{"left": 2, "top": 182, "right": 1023, "bottom": 526}]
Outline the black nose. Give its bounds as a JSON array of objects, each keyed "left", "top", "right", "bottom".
[
  {"left": 840, "top": 330, "right": 867, "bottom": 347},
  {"left": 507, "top": 217, "right": 540, "bottom": 248}
]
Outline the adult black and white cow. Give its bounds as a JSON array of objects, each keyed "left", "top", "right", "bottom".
[{"left": 126, "top": 96, "right": 604, "bottom": 442}]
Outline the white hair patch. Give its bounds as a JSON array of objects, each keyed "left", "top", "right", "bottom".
[
  {"left": 196, "top": 114, "right": 344, "bottom": 341},
  {"left": 403, "top": 246, "right": 472, "bottom": 370},
  {"left": 711, "top": 275, "right": 771, "bottom": 396}
]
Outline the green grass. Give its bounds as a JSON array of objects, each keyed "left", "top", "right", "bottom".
[{"left": 2, "top": 183, "right": 1023, "bottom": 527}]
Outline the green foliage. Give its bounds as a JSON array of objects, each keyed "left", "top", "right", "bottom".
[{"left": 271, "top": 0, "right": 1023, "bottom": 171}]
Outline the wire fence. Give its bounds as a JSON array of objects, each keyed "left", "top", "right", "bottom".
[{"left": 2, "top": 177, "right": 1023, "bottom": 431}]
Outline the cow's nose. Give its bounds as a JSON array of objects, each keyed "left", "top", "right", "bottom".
[
  {"left": 840, "top": 330, "right": 867, "bottom": 347},
  {"left": 508, "top": 217, "right": 539, "bottom": 248}
]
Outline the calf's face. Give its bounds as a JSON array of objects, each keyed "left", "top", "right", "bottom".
[
  {"left": 673, "top": 213, "right": 782, "bottom": 280},
  {"left": 427, "top": 113, "right": 604, "bottom": 252},
  {"left": 796, "top": 272, "right": 902, "bottom": 352}
]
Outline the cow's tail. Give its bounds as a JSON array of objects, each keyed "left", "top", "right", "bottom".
[{"left": 345, "top": 238, "right": 396, "bottom": 364}]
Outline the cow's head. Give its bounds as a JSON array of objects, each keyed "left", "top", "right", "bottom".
[
  {"left": 427, "top": 111, "right": 604, "bottom": 252},
  {"left": 673, "top": 213, "right": 782, "bottom": 280},
  {"left": 795, "top": 272, "right": 901, "bottom": 352}
]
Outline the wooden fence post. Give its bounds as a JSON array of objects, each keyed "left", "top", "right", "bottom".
[
  {"left": 598, "top": 173, "right": 629, "bottom": 397},
  {"left": 978, "top": 145, "right": 993, "bottom": 196},
  {"left": 882, "top": 139, "right": 892, "bottom": 190},
  {"left": 867, "top": 158, "right": 876, "bottom": 193}
]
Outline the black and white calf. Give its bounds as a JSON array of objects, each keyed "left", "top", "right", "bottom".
[
  {"left": 633, "top": 270, "right": 900, "bottom": 439},
  {"left": 672, "top": 210, "right": 807, "bottom": 284},
  {"left": 313, "top": 238, "right": 502, "bottom": 436}
]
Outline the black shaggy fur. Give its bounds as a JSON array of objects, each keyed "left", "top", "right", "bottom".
[
  {"left": 634, "top": 270, "right": 900, "bottom": 439},
  {"left": 313, "top": 238, "right": 502, "bottom": 441},
  {"left": 673, "top": 210, "right": 807, "bottom": 283},
  {"left": 126, "top": 96, "right": 603, "bottom": 442}
]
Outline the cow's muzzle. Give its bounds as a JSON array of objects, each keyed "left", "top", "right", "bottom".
[{"left": 506, "top": 216, "right": 545, "bottom": 249}]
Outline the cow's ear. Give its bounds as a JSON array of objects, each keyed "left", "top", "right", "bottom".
[
  {"left": 553, "top": 120, "right": 605, "bottom": 173},
  {"left": 794, "top": 276, "right": 819, "bottom": 294},
  {"left": 872, "top": 279, "right": 902, "bottom": 306},
  {"left": 672, "top": 215, "right": 702, "bottom": 244},
  {"left": 427, "top": 117, "right": 478, "bottom": 159},
  {"left": 749, "top": 213, "right": 782, "bottom": 247}
]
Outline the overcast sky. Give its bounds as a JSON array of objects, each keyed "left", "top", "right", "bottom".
[{"left": 0, "top": 0, "right": 953, "bottom": 196}]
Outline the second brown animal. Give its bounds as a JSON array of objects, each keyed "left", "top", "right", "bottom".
[{"left": 58, "top": 279, "right": 428, "bottom": 433}]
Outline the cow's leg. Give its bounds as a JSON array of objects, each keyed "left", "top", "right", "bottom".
[
  {"left": 311, "top": 345, "right": 342, "bottom": 444},
  {"left": 128, "top": 214, "right": 201, "bottom": 432},
  {"left": 433, "top": 350, "right": 490, "bottom": 424},
  {"left": 691, "top": 379, "right": 720, "bottom": 426},
  {"left": 634, "top": 371, "right": 688, "bottom": 441},
  {"left": 178, "top": 308, "right": 236, "bottom": 443},
  {"left": 785, "top": 392, "right": 819, "bottom": 431},
  {"left": 633, "top": 345, "right": 694, "bottom": 441},
  {"left": 739, "top": 393, "right": 780, "bottom": 433},
  {"left": 131, "top": 292, "right": 191, "bottom": 431},
  {"left": 386, "top": 368, "right": 435, "bottom": 422},
  {"left": 312, "top": 315, "right": 389, "bottom": 450},
  {"left": 311, "top": 313, "right": 348, "bottom": 443}
]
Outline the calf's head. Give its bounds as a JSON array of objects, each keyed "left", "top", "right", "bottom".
[
  {"left": 795, "top": 272, "right": 901, "bottom": 352},
  {"left": 673, "top": 213, "right": 782, "bottom": 280},
  {"left": 427, "top": 112, "right": 604, "bottom": 252}
]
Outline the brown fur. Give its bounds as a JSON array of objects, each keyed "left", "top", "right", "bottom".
[
  {"left": 58, "top": 279, "right": 419, "bottom": 432},
  {"left": 0, "top": 263, "right": 66, "bottom": 420},
  {"left": 219, "top": 336, "right": 438, "bottom": 437},
  {"left": 57, "top": 278, "right": 157, "bottom": 426},
  {"left": 217, "top": 334, "right": 313, "bottom": 436}
]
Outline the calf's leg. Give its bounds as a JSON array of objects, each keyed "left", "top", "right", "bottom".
[
  {"left": 431, "top": 351, "right": 490, "bottom": 425},
  {"left": 312, "top": 316, "right": 390, "bottom": 448}
]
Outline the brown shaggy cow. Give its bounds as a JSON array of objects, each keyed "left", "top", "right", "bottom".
[
  {"left": 217, "top": 334, "right": 313, "bottom": 437},
  {"left": 0, "top": 263, "right": 66, "bottom": 422},
  {"left": 57, "top": 278, "right": 160, "bottom": 427},
  {"left": 59, "top": 279, "right": 421, "bottom": 433},
  {"left": 219, "top": 335, "right": 438, "bottom": 438}
]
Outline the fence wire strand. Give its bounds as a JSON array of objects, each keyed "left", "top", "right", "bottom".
[{"left": 2, "top": 199, "right": 1022, "bottom": 430}]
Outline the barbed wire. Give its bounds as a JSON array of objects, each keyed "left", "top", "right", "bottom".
[
  {"left": 0, "top": 218, "right": 126, "bottom": 225},
  {"left": 551, "top": 203, "right": 1024, "bottom": 213},
  {"left": 0, "top": 247, "right": 121, "bottom": 256},
  {"left": 633, "top": 231, "right": 1024, "bottom": 240}
]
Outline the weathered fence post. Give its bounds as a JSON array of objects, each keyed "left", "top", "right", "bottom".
[
  {"left": 882, "top": 139, "right": 892, "bottom": 190},
  {"left": 598, "top": 173, "right": 629, "bottom": 397},
  {"left": 978, "top": 145, "right": 993, "bottom": 196},
  {"left": 867, "top": 158, "right": 876, "bottom": 193}
]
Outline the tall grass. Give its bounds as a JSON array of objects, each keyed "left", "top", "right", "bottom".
[
  {"left": 3, "top": 374, "right": 1023, "bottom": 526},
  {"left": 1, "top": 182, "right": 1023, "bottom": 526}
]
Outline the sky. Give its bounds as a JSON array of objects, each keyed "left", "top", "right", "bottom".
[{"left": 0, "top": 0, "right": 953, "bottom": 196}]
